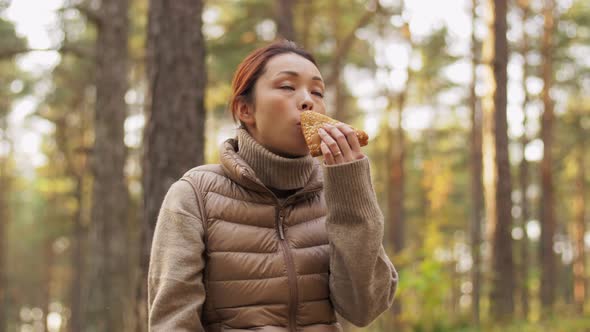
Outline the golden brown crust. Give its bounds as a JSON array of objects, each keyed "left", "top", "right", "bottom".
[{"left": 300, "top": 111, "right": 369, "bottom": 157}]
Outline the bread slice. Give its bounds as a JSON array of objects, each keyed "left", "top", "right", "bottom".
[{"left": 300, "top": 111, "right": 369, "bottom": 157}]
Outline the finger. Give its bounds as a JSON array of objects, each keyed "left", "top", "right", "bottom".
[
  {"left": 323, "top": 124, "right": 350, "bottom": 161},
  {"left": 318, "top": 127, "right": 344, "bottom": 163},
  {"left": 336, "top": 123, "right": 362, "bottom": 154},
  {"left": 321, "top": 141, "right": 334, "bottom": 165}
]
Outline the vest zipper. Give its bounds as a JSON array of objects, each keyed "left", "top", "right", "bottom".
[
  {"left": 277, "top": 210, "right": 286, "bottom": 240},
  {"left": 277, "top": 207, "right": 298, "bottom": 332}
]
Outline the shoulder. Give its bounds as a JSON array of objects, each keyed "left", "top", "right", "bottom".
[
  {"left": 160, "top": 164, "right": 228, "bottom": 218},
  {"left": 180, "top": 164, "right": 228, "bottom": 190},
  {"left": 160, "top": 179, "right": 200, "bottom": 217},
  {"left": 182, "top": 164, "right": 225, "bottom": 179}
]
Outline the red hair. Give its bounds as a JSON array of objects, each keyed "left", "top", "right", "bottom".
[{"left": 229, "top": 40, "right": 318, "bottom": 123}]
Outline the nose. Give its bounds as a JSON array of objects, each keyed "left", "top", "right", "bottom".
[{"left": 298, "top": 90, "right": 313, "bottom": 111}]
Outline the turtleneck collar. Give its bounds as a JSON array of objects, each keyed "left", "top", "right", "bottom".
[{"left": 235, "top": 128, "right": 314, "bottom": 191}]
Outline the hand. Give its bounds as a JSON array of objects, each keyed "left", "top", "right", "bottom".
[{"left": 318, "top": 123, "right": 365, "bottom": 165}]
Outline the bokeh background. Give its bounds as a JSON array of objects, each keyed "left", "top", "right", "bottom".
[{"left": 0, "top": 0, "right": 589, "bottom": 331}]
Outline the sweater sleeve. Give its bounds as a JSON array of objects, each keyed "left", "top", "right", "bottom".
[
  {"left": 148, "top": 179, "right": 207, "bottom": 332},
  {"left": 323, "top": 156, "right": 398, "bottom": 327}
]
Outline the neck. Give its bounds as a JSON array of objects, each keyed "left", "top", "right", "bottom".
[{"left": 237, "top": 128, "right": 314, "bottom": 191}]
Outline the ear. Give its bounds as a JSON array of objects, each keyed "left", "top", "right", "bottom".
[{"left": 236, "top": 99, "right": 256, "bottom": 127}]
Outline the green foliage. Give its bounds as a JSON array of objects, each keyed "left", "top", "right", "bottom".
[
  {"left": 0, "top": 16, "right": 26, "bottom": 51},
  {"left": 0, "top": 17, "right": 30, "bottom": 117},
  {"left": 554, "top": 0, "right": 590, "bottom": 90},
  {"left": 412, "top": 27, "right": 459, "bottom": 105}
]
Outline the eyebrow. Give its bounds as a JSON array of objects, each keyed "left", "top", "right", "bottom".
[{"left": 276, "top": 70, "right": 323, "bottom": 82}]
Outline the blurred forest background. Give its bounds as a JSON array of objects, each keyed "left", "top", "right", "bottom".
[{"left": 0, "top": 0, "right": 589, "bottom": 331}]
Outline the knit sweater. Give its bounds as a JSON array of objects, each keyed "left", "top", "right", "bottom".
[{"left": 148, "top": 128, "right": 398, "bottom": 331}]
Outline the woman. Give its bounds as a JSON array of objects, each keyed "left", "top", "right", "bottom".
[{"left": 148, "top": 40, "right": 398, "bottom": 332}]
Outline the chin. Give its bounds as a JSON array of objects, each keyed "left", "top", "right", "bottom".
[{"left": 282, "top": 147, "right": 309, "bottom": 159}]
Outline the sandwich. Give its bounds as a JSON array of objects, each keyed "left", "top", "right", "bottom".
[{"left": 300, "top": 111, "right": 369, "bottom": 157}]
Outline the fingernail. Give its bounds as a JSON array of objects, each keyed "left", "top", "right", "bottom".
[{"left": 318, "top": 128, "right": 326, "bottom": 135}]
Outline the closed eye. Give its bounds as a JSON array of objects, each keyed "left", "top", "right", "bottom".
[
  {"left": 280, "top": 86, "right": 295, "bottom": 90},
  {"left": 312, "top": 91, "right": 324, "bottom": 98}
]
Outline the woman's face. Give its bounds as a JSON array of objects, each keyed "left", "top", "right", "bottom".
[{"left": 237, "top": 53, "right": 326, "bottom": 158}]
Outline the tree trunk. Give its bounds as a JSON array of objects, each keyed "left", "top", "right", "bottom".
[
  {"left": 0, "top": 117, "right": 9, "bottom": 332},
  {"left": 50, "top": 95, "right": 90, "bottom": 332},
  {"left": 469, "top": 0, "right": 483, "bottom": 326},
  {"left": 482, "top": 0, "right": 514, "bottom": 321},
  {"left": 87, "top": 0, "right": 130, "bottom": 330},
  {"left": 327, "top": 0, "right": 380, "bottom": 123},
  {"left": 136, "top": 1, "right": 206, "bottom": 331},
  {"left": 327, "top": 0, "right": 351, "bottom": 124},
  {"left": 330, "top": 0, "right": 345, "bottom": 122},
  {"left": 572, "top": 117, "right": 586, "bottom": 314},
  {"left": 387, "top": 9, "right": 412, "bottom": 324},
  {"left": 300, "top": 1, "right": 313, "bottom": 50},
  {"left": 517, "top": 0, "right": 531, "bottom": 320},
  {"left": 539, "top": 0, "right": 557, "bottom": 312},
  {"left": 69, "top": 177, "right": 85, "bottom": 332},
  {"left": 275, "top": 0, "right": 296, "bottom": 41},
  {"left": 388, "top": 90, "right": 406, "bottom": 324},
  {"left": 0, "top": 178, "right": 5, "bottom": 332},
  {"left": 42, "top": 233, "right": 53, "bottom": 332}
]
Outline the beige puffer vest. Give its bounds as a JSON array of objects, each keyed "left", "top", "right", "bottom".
[{"left": 182, "top": 139, "right": 342, "bottom": 332}]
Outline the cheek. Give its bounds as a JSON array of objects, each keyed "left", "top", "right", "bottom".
[
  {"left": 271, "top": 94, "right": 292, "bottom": 108},
  {"left": 316, "top": 101, "right": 327, "bottom": 114},
  {"left": 264, "top": 97, "right": 292, "bottom": 121}
]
